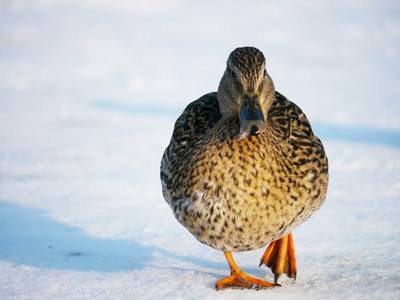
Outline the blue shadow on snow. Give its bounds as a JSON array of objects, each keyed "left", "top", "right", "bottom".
[
  {"left": 0, "top": 201, "right": 226, "bottom": 273},
  {"left": 93, "top": 100, "right": 400, "bottom": 148},
  {"left": 313, "top": 123, "right": 400, "bottom": 148}
]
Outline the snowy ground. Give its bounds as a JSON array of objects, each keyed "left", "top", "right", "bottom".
[{"left": 1, "top": 1, "right": 400, "bottom": 299}]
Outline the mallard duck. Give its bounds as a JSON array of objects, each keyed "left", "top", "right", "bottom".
[{"left": 160, "top": 47, "right": 328, "bottom": 290}]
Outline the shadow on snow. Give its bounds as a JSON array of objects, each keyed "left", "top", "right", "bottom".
[
  {"left": 313, "top": 123, "right": 400, "bottom": 148},
  {"left": 93, "top": 100, "right": 400, "bottom": 148},
  {"left": 0, "top": 200, "right": 226, "bottom": 273}
]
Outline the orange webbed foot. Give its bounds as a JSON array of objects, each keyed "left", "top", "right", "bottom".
[
  {"left": 216, "top": 252, "right": 277, "bottom": 290},
  {"left": 259, "top": 232, "right": 297, "bottom": 284}
]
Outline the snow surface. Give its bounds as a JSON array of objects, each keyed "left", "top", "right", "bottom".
[{"left": 1, "top": 1, "right": 400, "bottom": 299}]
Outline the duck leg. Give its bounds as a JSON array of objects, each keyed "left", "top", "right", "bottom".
[
  {"left": 216, "top": 252, "right": 276, "bottom": 290},
  {"left": 259, "top": 232, "right": 297, "bottom": 284}
]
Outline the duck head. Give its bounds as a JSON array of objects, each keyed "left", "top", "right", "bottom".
[{"left": 217, "top": 47, "right": 275, "bottom": 139}]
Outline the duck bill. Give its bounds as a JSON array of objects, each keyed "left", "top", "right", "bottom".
[{"left": 239, "top": 94, "right": 267, "bottom": 136}]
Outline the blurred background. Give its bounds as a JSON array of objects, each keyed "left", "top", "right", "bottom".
[{"left": 1, "top": 0, "right": 400, "bottom": 128}]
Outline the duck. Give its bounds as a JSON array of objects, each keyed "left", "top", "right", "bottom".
[{"left": 160, "top": 46, "right": 329, "bottom": 290}]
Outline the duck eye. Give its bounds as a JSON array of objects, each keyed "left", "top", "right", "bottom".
[
  {"left": 263, "top": 69, "right": 267, "bottom": 77},
  {"left": 231, "top": 70, "right": 235, "bottom": 77}
]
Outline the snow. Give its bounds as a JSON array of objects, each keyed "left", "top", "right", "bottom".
[{"left": 1, "top": 0, "right": 400, "bottom": 299}]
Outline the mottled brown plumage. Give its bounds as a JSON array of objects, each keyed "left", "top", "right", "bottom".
[{"left": 160, "top": 47, "right": 328, "bottom": 289}]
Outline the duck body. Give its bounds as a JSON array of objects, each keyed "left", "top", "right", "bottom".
[
  {"left": 161, "top": 90, "right": 328, "bottom": 253},
  {"left": 161, "top": 47, "right": 328, "bottom": 289}
]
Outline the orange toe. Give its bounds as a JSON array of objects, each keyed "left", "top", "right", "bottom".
[
  {"left": 259, "top": 233, "right": 297, "bottom": 284},
  {"left": 216, "top": 252, "right": 276, "bottom": 290}
]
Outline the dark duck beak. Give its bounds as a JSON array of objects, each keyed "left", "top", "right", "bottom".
[{"left": 239, "top": 92, "right": 267, "bottom": 137}]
